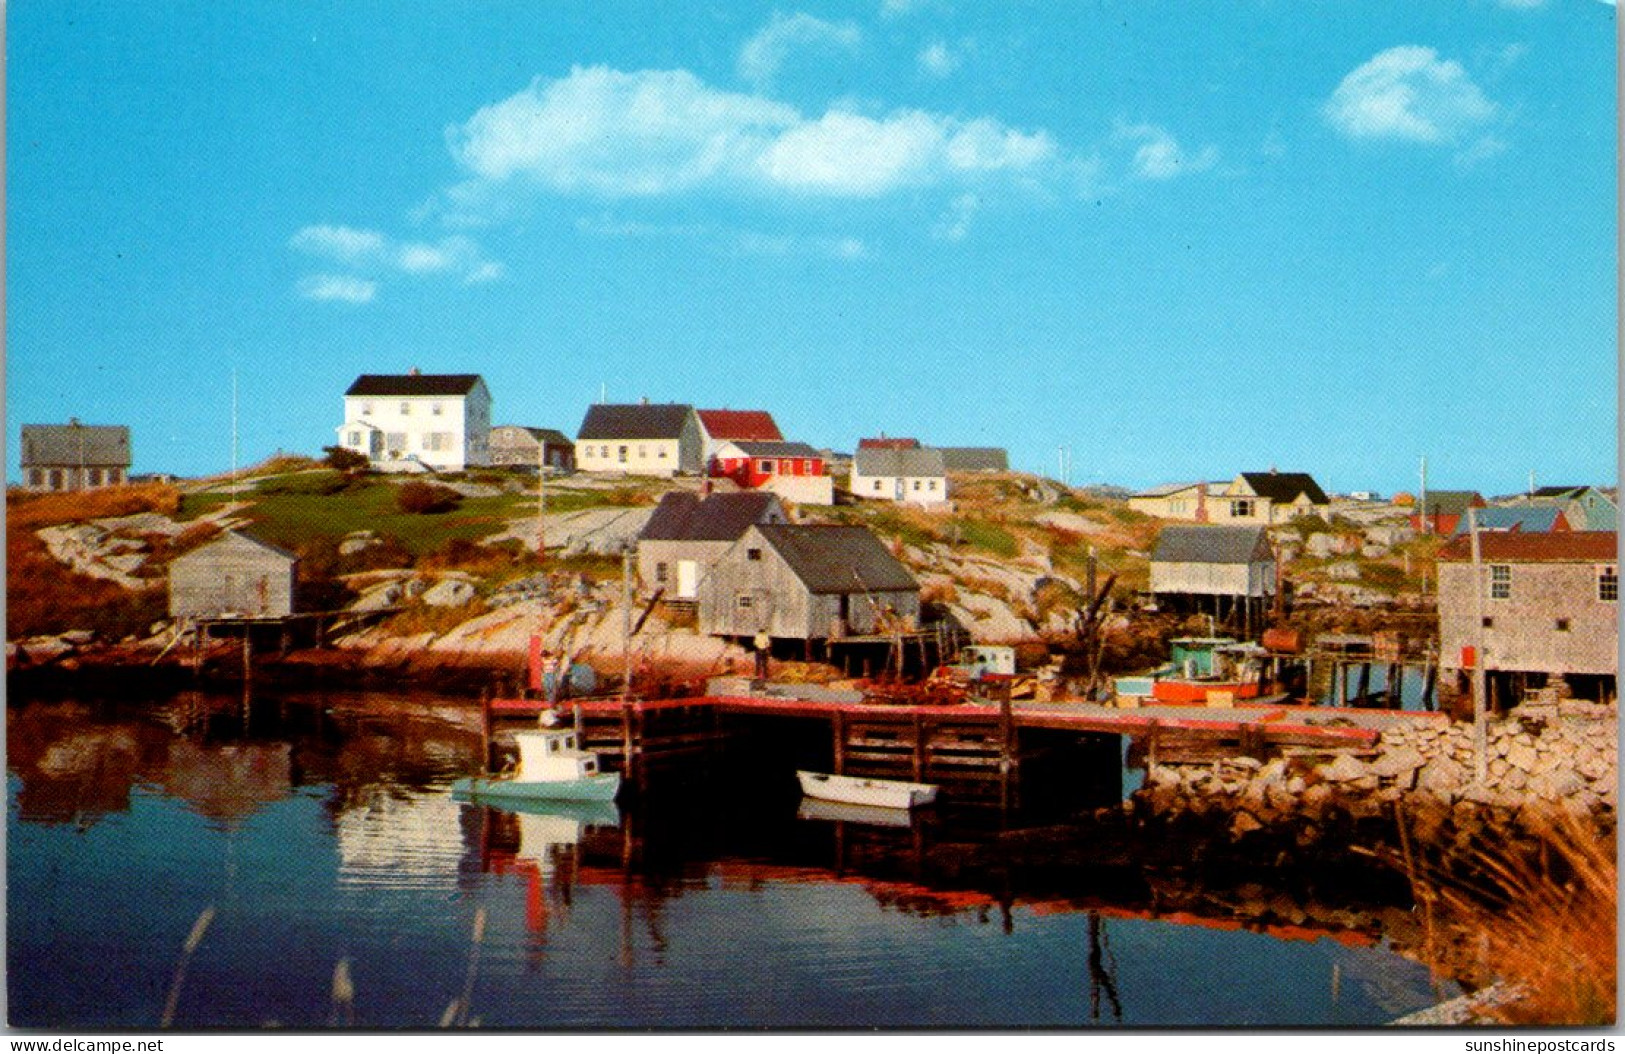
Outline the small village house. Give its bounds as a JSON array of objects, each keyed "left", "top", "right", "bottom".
[
  {"left": 1411, "top": 490, "right": 1485, "bottom": 535},
  {"left": 19, "top": 420, "right": 132, "bottom": 492},
  {"left": 1148, "top": 524, "right": 1276, "bottom": 630},
  {"left": 335, "top": 371, "right": 492, "bottom": 472},
  {"left": 695, "top": 409, "right": 783, "bottom": 465},
  {"left": 849, "top": 447, "right": 949, "bottom": 506},
  {"left": 168, "top": 531, "right": 299, "bottom": 620},
  {"left": 636, "top": 491, "right": 789, "bottom": 600},
  {"left": 939, "top": 447, "right": 1009, "bottom": 473},
  {"left": 1210, "top": 471, "right": 1329, "bottom": 524},
  {"left": 489, "top": 426, "right": 576, "bottom": 472},
  {"left": 1128, "top": 481, "right": 1218, "bottom": 521},
  {"left": 1449, "top": 505, "right": 1572, "bottom": 536},
  {"left": 697, "top": 523, "right": 920, "bottom": 641},
  {"left": 1435, "top": 531, "right": 1618, "bottom": 705},
  {"left": 709, "top": 440, "right": 833, "bottom": 505},
  {"left": 1509, "top": 485, "right": 1618, "bottom": 531},
  {"left": 575, "top": 402, "right": 703, "bottom": 477}
]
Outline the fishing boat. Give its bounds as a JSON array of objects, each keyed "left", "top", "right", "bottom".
[
  {"left": 452, "top": 712, "right": 621, "bottom": 803},
  {"left": 796, "top": 770, "right": 937, "bottom": 810},
  {"left": 1113, "top": 636, "right": 1268, "bottom": 707}
]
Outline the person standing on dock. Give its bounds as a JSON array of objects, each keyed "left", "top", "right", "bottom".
[{"left": 753, "top": 630, "right": 770, "bottom": 680}]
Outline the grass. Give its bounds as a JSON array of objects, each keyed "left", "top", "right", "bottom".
[{"left": 948, "top": 518, "right": 1019, "bottom": 559}]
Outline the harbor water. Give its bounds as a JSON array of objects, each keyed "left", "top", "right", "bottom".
[{"left": 9, "top": 687, "right": 1454, "bottom": 1029}]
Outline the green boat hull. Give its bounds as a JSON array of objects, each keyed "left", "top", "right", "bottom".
[{"left": 450, "top": 773, "right": 621, "bottom": 803}]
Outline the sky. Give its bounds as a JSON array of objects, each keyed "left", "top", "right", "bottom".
[{"left": 7, "top": 0, "right": 1618, "bottom": 496}]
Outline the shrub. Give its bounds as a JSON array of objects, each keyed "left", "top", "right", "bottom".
[
  {"left": 396, "top": 481, "right": 462, "bottom": 515},
  {"left": 322, "top": 446, "right": 371, "bottom": 473}
]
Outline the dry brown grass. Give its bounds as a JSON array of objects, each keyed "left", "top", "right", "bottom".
[
  {"left": 1412, "top": 810, "right": 1616, "bottom": 1026},
  {"left": 7, "top": 482, "right": 181, "bottom": 530}
]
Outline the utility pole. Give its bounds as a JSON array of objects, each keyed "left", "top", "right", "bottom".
[
  {"left": 536, "top": 436, "right": 546, "bottom": 556},
  {"left": 621, "top": 546, "right": 635, "bottom": 701},
  {"left": 1467, "top": 506, "right": 1488, "bottom": 784},
  {"left": 231, "top": 368, "right": 241, "bottom": 501},
  {"left": 1418, "top": 454, "right": 1428, "bottom": 535}
]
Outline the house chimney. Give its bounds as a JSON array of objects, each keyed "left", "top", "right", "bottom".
[
  {"left": 640, "top": 395, "right": 649, "bottom": 406},
  {"left": 69, "top": 417, "right": 81, "bottom": 427},
  {"left": 409, "top": 366, "right": 422, "bottom": 376}
]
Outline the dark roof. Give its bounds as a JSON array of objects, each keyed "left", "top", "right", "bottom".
[
  {"left": 1417, "top": 491, "right": 1484, "bottom": 516},
  {"left": 1436, "top": 531, "right": 1617, "bottom": 563},
  {"left": 1151, "top": 525, "right": 1273, "bottom": 565},
  {"left": 1531, "top": 485, "right": 1588, "bottom": 499},
  {"left": 696, "top": 410, "right": 782, "bottom": 442},
  {"left": 1450, "top": 506, "right": 1568, "bottom": 536},
  {"left": 753, "top": 524, "right": 919, "bottom": 595},
  {"left": 493, "top": 425, "right": 573, "bottom": 447},
  {"left": 345, "top": 374, "right": 484, "bottom": 397},
  {"left": 939, "top": 447, "right": 1009, "bottom": 472},
  {"left": 1238, "top": 471, "right": 1329, "bottom": 505},
  {"left": 857, "top": 437, "right": 921, "bottom": 450},
  {"left": 578, "top": 403, "right": 694, "bottom": 441},
  {"left": 20, "top": 423, "right": 132, "bottom": 467},
  {"left": 724, "top": 441, "right": 821, "bottom": 459},
  {"left": 639, "top": 491, "right": 783, "bottom": 542},
  {"left": 854, "top": 447, "right": 946, "bottom": 478}
]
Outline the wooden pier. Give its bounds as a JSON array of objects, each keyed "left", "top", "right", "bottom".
[{"left": 481, "top": 688, "right": 1442, "bottom": 804}]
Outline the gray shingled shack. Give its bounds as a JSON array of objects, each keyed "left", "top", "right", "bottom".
[{"left": 168, "top": 531, "right": 299, "bottom": 619}]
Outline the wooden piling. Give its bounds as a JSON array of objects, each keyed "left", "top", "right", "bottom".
[
  {"left": 832, "top": 709, "right": 846, "bottom": 775},
  {"left": 912, "top": 712, "right": 925, "bottom": 782},
  {"left": 1356, "top": 663, "right": 1371, "bottom": 705},
  {"left": 480, "top": 691, "right": 492, "bottom": 774}
]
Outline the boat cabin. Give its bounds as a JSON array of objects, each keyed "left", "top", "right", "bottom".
[{"left": 514, "top": 728, "right": 601, "bottom": 781}]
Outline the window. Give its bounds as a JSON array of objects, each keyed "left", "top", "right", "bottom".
[
  {"left": 638, "top": 446, "right": 646, "bottom": 458},
  {"left": 87, "top": 469, "right": 101, "bottom": 486},
  {"left": 1482, "top": 616, "right": 1494, "bottom": 628},
  {"left": 658, "top": 448, "right": 667, "bottom": 458},
  {"left": 738, "top": 595, "right": 754, "bottom": 609},
  {"left": 1600, "top": 566, "right": 1618, "bottom": 602},
  {"left": 928, "top": 479, "right": 938, "bottom": 490},
  {"left": 1556, "top": 618, "right": 1571, "bottom": 632},
  {"left": 873, "top": 479, "right": 883, "bottom": 492},
  {"left": 912, "top": 479, "right": 921, "bottom": 491},
  {"left": 1489, "top": 564, "right": 1511, "bottom": 600},
  {"left": 400, "top": 402, "right": 411, "bottom": 415},
  {"left": 1230, "top": 499, "right": 1255, "bottom": 518},
  {"left": 747, "top": 548, "right": 763, "bottom": 561},
  {"left": 618, "top": 445, "right": 628, "bottom": 463},
  {"left": 28, "top": 469, "right": 42, "bottom": 486},
  {"left": 655, "top": 562, "right": 668, "bottom": 583},
  {"left": 49, "top": 469, "right": 63, "bottom": 489},
  {"left": 361, "top": 403, "right": 373, "bottom": 415},
  {"left": 348, "top": 431, "right": 362, "bottom": 445},
  {"left": 432, "top": 403, "right": 443, "bottom": 416},
  {"left": 759, "top": 460, "right": 773, "bottom": 475}
]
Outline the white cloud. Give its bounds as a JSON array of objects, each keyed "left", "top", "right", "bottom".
[
  {"left": 291, "top": 226, "right": 500, "bottom": 292},
  {"left": 917, "top": 41, "right": 960, "bottom": 78},
  {"left": 1323, "top": 46, "right": 1498, "bottom": 144},
  {"left": 932, "top": 193, "right": 979, "bottom": 242},
  {"left": 298, "top": 274, "right": 377, "bottom": 304},
  {"left": 445, "top": 66, "right": 1060, "bottom": 203},
  {"left": 738, "top": 13, "right": 862, "bottom": 87},
  {"left": 1117, "top": 123, "right": 1218, "bottom": 180}
]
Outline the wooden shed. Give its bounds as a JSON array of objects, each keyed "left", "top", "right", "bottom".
[
  {"left": 697, "top": 524, "right": 920, "bottom": 641},
  {"left": 1149, "top": 524, "right": 1275, "bottom": 628},
  {"left": 168, "top": 531, "right": 299, "bottom": 619}
]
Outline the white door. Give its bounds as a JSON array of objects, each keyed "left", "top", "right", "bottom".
[{"left": 677, "top": 560, "right": 698, "bottom": 599}]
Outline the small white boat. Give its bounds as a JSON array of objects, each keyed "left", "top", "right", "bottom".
[
  {"left": 796, "top": 770, "right": 937, "bottom": 810},
  {"left": 452, "top": 715, "right": 620, "bottom": 803},
  {"left": 796, "top": 797, "right": 915, "bottom": 828}
]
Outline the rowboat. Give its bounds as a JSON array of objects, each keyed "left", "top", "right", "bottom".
[
  {"left": 452, "top": 717, "right": 620, "bottom": 803},
  {"left": 796, "top": 770, "right": 937, "bottom": 810}
]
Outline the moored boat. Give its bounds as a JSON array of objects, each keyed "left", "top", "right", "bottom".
[
  {"left": 796, "top": 770, "right": 937, "bottom": 810},
  {"left": 452, "top": 715, "right": 621, "bottom": 803}
]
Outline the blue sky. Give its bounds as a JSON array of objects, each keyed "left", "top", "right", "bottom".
[{"left": 7, "top": 0, "right": 1617, "bottom": 495}]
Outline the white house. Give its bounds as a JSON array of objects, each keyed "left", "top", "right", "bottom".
[
  {"left": 575, "top": 403, "right": 703, "bottom": 477},
  {"left": 850, "top": 447, "right": 949, "bottom": 506},
  {"left": 335, "top": 371, "right": 492, "bottom": 472}
]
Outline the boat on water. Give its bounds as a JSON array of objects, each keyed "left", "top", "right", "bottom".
[
  {"left": 452, "top": 713, "right": 621, "bottom": 803},
  {"left": 796, "top": 796, "right": 916, "bottom": 828},
  {"left": 796, "top": 770, "right": 937, "bottom": 810},
  {"left": 1113, "top": 636, "right": 1269, "bottom": 707}
]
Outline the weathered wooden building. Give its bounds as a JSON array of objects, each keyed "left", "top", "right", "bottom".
[
  {"left": 168, "top": 531, "right": 299, "bottom": 620},
  {"left": 1149, "top": 524, "right": 1276, "bottom": 627},
  {"left": 939, "top": 447, "right": 1009, "bottom": 473},
  {"left": 1411, "top": 490, "right": 1485, "bottom": 535},
  {"left": 488, "top": 425, "right": 575, "bottom": 471},
  {"left": 697, "top": 523, "right": 920, "bottom": 641},
  {"left": 1436, "top": 531, "right": 1618, "bottom": 704},
  {"left": 19, "top": 420, "right": 132, "bottom": 492},
  {"left": 636, "top": 491, "right": 788, "bottom": 600}
]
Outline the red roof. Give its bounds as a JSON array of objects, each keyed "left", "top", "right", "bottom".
[
  {"left": 1436, "top": 530, "right": 1618, "bottom": 563},
  {"left": 857, "top": 436, "right": 920, "bottom": 450},
  {"left": 696, "top": 409, "right": 782, "bottom": 442}
]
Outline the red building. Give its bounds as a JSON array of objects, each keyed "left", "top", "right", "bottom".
[
  {"left": 710, "top": 441, "right": 826, "bottom": 488},
  {"left": 1410, "top": 490, "right": 1486, "bottom": 535},
  {"left": 857, "top": 436, "right": 921, "bottom": 451}
]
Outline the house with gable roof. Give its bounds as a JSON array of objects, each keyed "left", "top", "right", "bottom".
[
  {"left": 1411, "top": 490, "right": 1486, "bottom": 535},
  {"left": 1509, "top": 485, "right": 1618, "bottom": 532},
  {"left": 335, "top": 370, "right": 492, "bottom": 472},
  {"left": 850, "top": 447, "right": 949, "bottom": 506},
  {"left": 576, "top": 402, "right": 702, "bottom": 477},
  {"left": 19, "top": 420, "right": 132, "bottom": 491},
  {"left": 636, "top": 490, "right": 789, "bottom": 600},
  {"left": 1149, "top": 524, "right": 1277, "bottom": 626},
  {"left": 695, "top": 409, "right": 783, "bottom": 465},
  {"left": 1211, "top": 471, "right": 1329, "bottom": 524},
  {"left": 697, "top": 523, "right": 920, "bottom": 641},
  {"left": 488, "top": 425, "right": 576, "bottom": 472},
  {"left": 169, "top": 530, "right": 299, "bottom": 619}
]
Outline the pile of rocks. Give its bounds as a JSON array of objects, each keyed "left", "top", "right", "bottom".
[{"left": 1134, "top": 705, "right": 1616, "bottom": 841}]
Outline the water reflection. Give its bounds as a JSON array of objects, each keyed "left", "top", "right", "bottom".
[{"left": 8, "top": 689, "right": 1456, "bottom": 1028}]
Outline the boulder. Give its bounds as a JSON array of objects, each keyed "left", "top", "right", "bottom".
[
  {"left": 1506, "top": 742, "right": 1539, "bottom": 773},
  {"left": 1370, "top": 747, "right": 1426, "bottom": 779},
  {"left": 1319, "top": 754, "right": 1370, "bottom": 783},
  {"left": 1526, "top": 769, "right": 1585, "bottom": 801},
  {"left": 1230, "top": 812, "right": 1264, "bottom": 838},
  {"left": 1418, "top": 757, "right": 1469, "bottom": 797},
  {"left": 421, "top": 579, "right": 478, "bottom": 608}
]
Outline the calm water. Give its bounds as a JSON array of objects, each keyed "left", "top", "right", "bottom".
[{"left": 8, "top": 688, "right": 1453, "bottom": 1029}]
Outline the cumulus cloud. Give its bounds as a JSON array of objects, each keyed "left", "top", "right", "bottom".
[
  {"left": 1323, "top": 46, "right": 1499, "bottom": 145},
  {"left": 1117, "top": 123, "right": 1218, "bottom": 180},
  {"left": 298, "top": 274, "right": 377, "bottom": 304},
  {"left": 445, "top": 65, "right": 1059, "bottom": 202},
  {"left": 290, "top": 226, "right": 501, "bottom": 300},
  {"left": 917, "top": 41, "right": 961, "bottom": 78},
  {"left": 738, "top": 12, "right": 862, "bottom": 87}
]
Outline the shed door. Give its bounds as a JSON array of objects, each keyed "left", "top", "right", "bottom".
[{"left": 676, "top": 560, "right": 698, "bottom": 600}]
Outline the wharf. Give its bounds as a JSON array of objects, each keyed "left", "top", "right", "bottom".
[{"left": 483, "top": 683, "right": 1446, "bottom": 803}]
